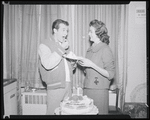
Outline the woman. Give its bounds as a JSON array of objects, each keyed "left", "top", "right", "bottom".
[{"left": 78, "top": 19, "right": 115, "bottom": 114}]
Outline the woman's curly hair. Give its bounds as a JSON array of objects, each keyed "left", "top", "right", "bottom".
[{"left": 89, "top": 19, "right": 110, "bottom": 45}]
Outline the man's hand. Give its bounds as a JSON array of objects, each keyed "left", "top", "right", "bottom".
[
  {"left": 61, "top": 39, "right": 69, "bottom": 50},
  {"left": 70, "top": 59, "right": 77, "bottom": 70}
]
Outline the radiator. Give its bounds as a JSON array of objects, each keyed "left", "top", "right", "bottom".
[{"left": 21, "top": 90, "right": 47, "bottom": 115}]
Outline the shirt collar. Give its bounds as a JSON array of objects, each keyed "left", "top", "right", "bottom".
[{"left": 87, "top": 42, "right": 107, "bottom": 53}]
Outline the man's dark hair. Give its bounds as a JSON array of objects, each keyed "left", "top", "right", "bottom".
[{"left": 52, "top": 19, "right": 69, "bottom": 34}]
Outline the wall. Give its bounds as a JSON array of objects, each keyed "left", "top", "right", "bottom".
[{"left": 125, "top": 1, "right": 146, "bottom": 102}]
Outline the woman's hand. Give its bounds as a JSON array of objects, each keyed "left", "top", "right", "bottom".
[
  {"left": 77, "top": 57, "right": 110, "bottom": 78},
  {"left": 77, "top": 57, "right": 94, "bottom": 68}
]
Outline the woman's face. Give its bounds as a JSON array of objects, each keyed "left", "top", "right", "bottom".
[{"left": 88, "top": 26, "right": 98, "bottom": 42}]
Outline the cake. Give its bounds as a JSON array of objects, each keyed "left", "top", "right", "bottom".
[
  {"left": 57, "top": 87, "right": 99, "bottom": 115},
  {"left": 66, "top": 51, "right": 78, "bottom": 60}
]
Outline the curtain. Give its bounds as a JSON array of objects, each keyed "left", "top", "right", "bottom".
[
  {"left": 3, "top": 4, "right": 128, "bottom": 112},
  {"left": 117, "top": 5, "right": 129, "bottom": 110},
  {"left": 20, "top": 5, "right": 40, "bottom": 87}
]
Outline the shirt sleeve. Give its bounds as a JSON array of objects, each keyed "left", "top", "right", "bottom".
[
  {"left": 38, "top": 44, "right": 62, "bottom": 70},
  {"left": 102, "top": 47, "right": 115, "bottom": 80}
]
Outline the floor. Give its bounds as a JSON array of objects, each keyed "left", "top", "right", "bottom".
[
  {"left": 107, "top": 108, "right": 131, "bottom": 119},
  {"left": 109, "top": 108, "right": 123, "bottom": 115}
]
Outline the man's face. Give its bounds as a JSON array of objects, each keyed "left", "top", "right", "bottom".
[{"left": 54, "top": 23, "right": 69, "bottom": 42}]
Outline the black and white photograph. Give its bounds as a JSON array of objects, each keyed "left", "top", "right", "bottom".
[{"left": 1, "top": 1, "right": 148, "bottom": 119}]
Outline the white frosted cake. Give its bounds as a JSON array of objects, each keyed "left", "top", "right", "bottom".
[
  {"left": 65, "top": 51, "right": 78, "bottom": 60},
  {"left": 55, "top": 87, "right": 99, "bottom": 115},
  {"left": 59, "top": 94, "right": 99, "bottom": 115}
]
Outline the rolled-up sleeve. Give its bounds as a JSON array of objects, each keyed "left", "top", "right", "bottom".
[
  {"left": 38, "top": 44, "right": 62, "bottom": 70},
  {"left": 102, "top": 47, "right": 115, "bottom": 80}
]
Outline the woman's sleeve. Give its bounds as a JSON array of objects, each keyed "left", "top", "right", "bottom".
[
  {"left": 102, "top": 47, "right": 115, "bottom": 80},
  {"left": 38, "top": 44, "right": 62, "bottom": 70}
]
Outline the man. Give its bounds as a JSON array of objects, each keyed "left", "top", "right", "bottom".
[{"left": 38, "top": 19, "right": 76, "bottom": 115}]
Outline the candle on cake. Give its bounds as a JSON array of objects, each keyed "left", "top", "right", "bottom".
[
  {"left": 77, "top": 87, "right": 80, "bottom": 96},
  {"left": 77, "top": 87, "right": 83, "bottom": 96}
]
